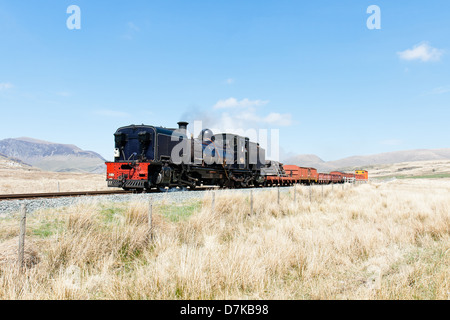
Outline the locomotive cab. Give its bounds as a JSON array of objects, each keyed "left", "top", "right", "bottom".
[{"left": 113, "top": 125, "right": 156, "bottom": 162}]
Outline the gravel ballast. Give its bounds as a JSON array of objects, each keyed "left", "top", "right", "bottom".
[{"left": 0, "top": 187, "right": 292, "bottom": 217}]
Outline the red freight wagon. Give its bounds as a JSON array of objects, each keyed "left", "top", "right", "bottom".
[
  {"left": 265, "top": 175, "right": 296, "bottom": 186},
  {"left": 318, "top": 173, "right": 331, "bottom": 184},
  {"left": 330, "top": 171, "right": 344, "bottom": 183},
  {"left": 284, "top": 165, "right": 308, "bottom": 181},
  {"left": 330, "top": 174, "right": 341, "bottom": 183},
  {"left": 309, "top": 168, "right": 318, "bottom": 183},
  {"left": 263, "top": 161, "right": 296, "bottom": 186},
  {"left": 355, "top": 170, "right": 369, "bottom": 181},
  {"left": 283, "top": 165, "right": 318, "bottom": 184},
  {"left": 343, "top": 172, "right": 355, "bottom": 182}
]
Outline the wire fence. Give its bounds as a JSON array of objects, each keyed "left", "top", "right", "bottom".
[{"left": 13, "top": 181, "right": 367, "bottom": 272}]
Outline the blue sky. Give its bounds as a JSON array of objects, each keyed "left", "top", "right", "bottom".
[{"left": 0, "top": 0, "right": 449, "bottom": 161}]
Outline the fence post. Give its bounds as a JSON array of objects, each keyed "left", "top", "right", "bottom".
[
  {"left": 148, "top": 199, "right": 153, "bottom": 241},
  {"left": 211, "top": 192, "right": 215, "bottom": 214},
  {"left": 277, "top": 187, "right": 280, "bottom": 205},
  {"left": 57, "top": 181, "right": 60, "bottom": 192},
  {"left": 322, "top": 184, "right": 324, "bottom": 199},
  {"left": 309, "top": 184, "right": 312, "bottom": 202},
  {"left": 250, "top": 190, "right": 253, "bottom": 216},
  {"left": 293, "top": 185, "right": 297, "bottom": 204},
  {"left": 18, "top": 204, "right": 27, "bottom": 272}
]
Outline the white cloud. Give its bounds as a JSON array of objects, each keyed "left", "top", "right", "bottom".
[
  {"left": 397, "top": 42, "right": 444, "bottom": 62},
  {"left": 127, "top": 22, "right": 140, "bottom": 32},
  {"left": 262, "top": 112, "right": 293, "bottom": 126},
  {"left": 213, "top": 97, "right": 269, "bottom": 109},
  {"left": 223, "top": 78, "right": 234, "bottom": 85},
  {"left": 184, "top": 100, "right": 292, "bottom": 136},
  {"left": 182, "top": 98, "right": 293, "bottom": 140},
  {"left": 180, "top": 100, "right": 292, "bottom": 161},
  {"left": 428, "top": 85, "right": 450, "bottom": 95},
  {"left": 234, "top": 111, "right": 292, "bottom": 127},
  {"left": 56, "top": 91, "right": 72, "bottom": 97},
  {"left": 212, "top": 98, "right": 292, "bottom": 128},
  {"left": 0, "top": 82, "right": 13, "bottom": 90},
  {"left": 122, "top": 22, "right": 140, "bottom": 40}
]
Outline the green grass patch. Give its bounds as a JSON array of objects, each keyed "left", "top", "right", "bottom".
[
  {"left": 31, "top": 219, "right": 65, "bottom": 238},
  {"left": 402, "top": 173, "right": 450, "bottom": 179},
  {"left": 157, "top": 200, "right": 202, "bottom": 222},
  {"left": 391, "top": 173, "right": 450, "bottom": 180},
  {"left": 99, "top": 204, "right": 126, "bottom": 224},
  {"left": 375, "top": 173, "right": 450, "bottom": 180}
]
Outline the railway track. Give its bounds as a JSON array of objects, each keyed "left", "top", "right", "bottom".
[
  {"left": 0, "top": 186, "right": 221, "bottom": 202},
  {"left": 0, "top": 190, "right": 134, "bottom": 201}
]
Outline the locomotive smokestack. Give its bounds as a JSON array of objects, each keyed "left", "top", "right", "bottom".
[{"left": 177, "top": 121, "right": 188, "bottom": 131}]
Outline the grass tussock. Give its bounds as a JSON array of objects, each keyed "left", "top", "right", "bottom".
[{"left": 0, "top": 179, "right": 449, "bottom": 300}]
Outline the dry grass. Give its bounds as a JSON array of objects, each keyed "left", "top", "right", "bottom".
[
  {"left": 362, "top": 160, "right": 450, "bottom": 179},
  {"left": 0, "top": 165, "right": 111, "bottom": 194},
  {"left": 0, "top": 179, "right": 449, "bottom": 300}
]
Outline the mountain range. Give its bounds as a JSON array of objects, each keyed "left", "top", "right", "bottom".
[
  {"left": 0, "top": 136, "right": 449, "bottom": 174},
  {"left": 282, "top": 148, "right": 450, "bottom": 172},
  {"left": 0, "top": 137, "right": 106, "bottom": 173}
]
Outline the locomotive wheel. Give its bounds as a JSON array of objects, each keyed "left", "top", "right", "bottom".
[{"left": 224, "top": 180, "right": 235, "bottom": 188}]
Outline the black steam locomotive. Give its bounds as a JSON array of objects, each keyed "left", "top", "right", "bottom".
[{"left": 106, "top": 122, "right": 267, "bottom": 190}]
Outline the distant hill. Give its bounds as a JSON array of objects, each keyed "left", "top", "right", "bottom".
[
  {"left": 0, "top": 152, "right": 35, "bottom": 170},
  {"left": 282, "top": 148, "right": 450, "bottom": 172},
  {"left": 0, "top": 137, "right": 106, "bottom": 173},
  {"left": 280, "top": 154, "right": 335, "bottom": 172}
]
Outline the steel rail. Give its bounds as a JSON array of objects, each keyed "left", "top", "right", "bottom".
[
  {"left": 0, "top": 186, "right": 221, "bottom": 202},
  {"left": 0, "top": 190, "right": 133, "bottom": 201}
]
